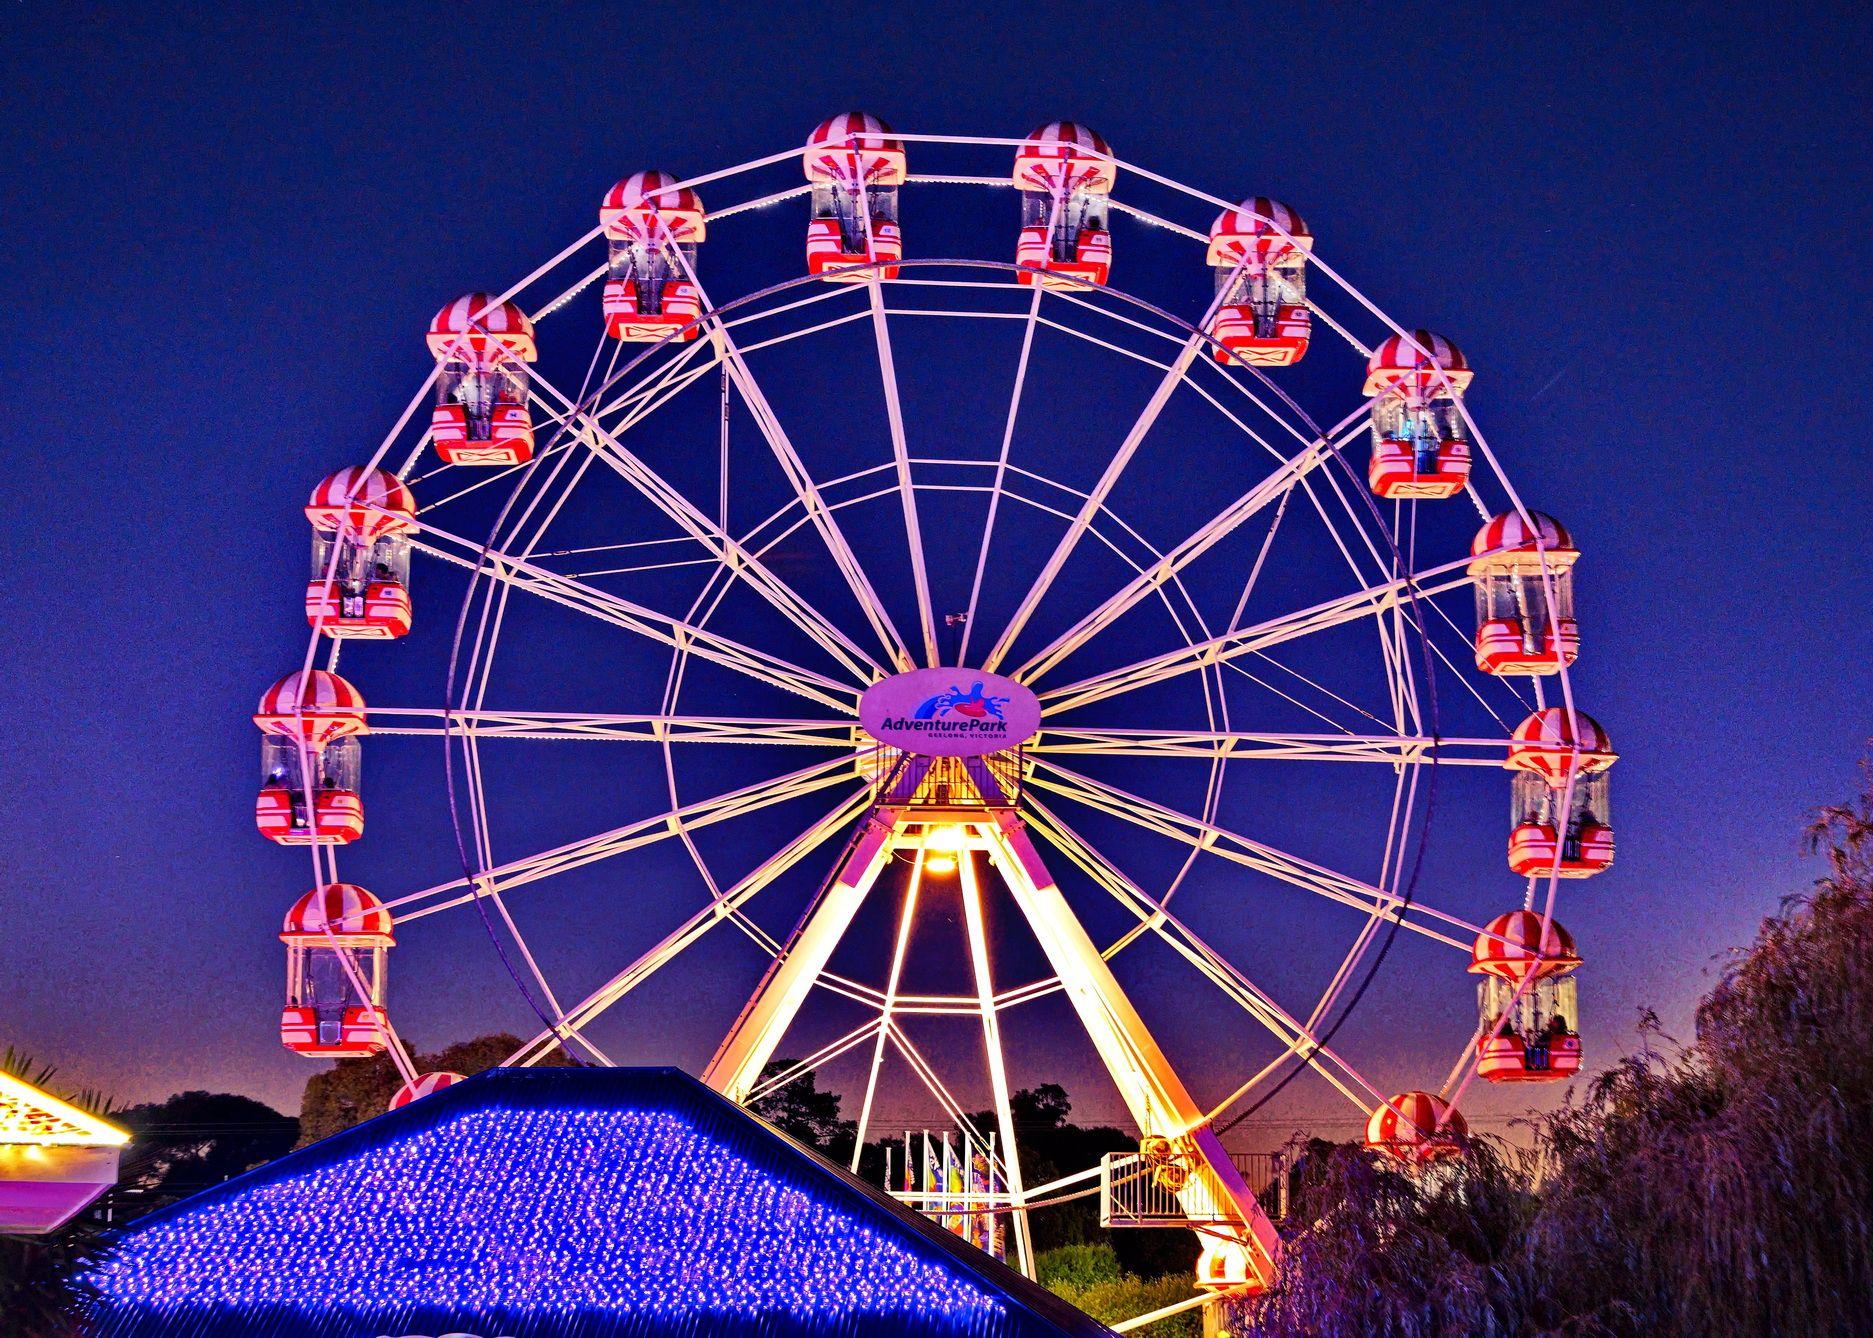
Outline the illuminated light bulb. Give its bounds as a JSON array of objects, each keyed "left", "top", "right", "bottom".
[
  {"left": 924, "top": 825, "right": 966, "bottom": 851},
  {"left": 921, "top": 827, "right": 965, "bottom": 877}
]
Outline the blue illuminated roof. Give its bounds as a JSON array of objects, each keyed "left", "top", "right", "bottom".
[{"left": 86, "top": 1067, "right": 1108, "bottom": 1338}]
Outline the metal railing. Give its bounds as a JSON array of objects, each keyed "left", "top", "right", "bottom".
[
  {"left": 1100, "top": 1149, "right": 1293, "bottom": 1227},
  {"left": 863, "top": 747, "right": 1026, "bottom": 808}
]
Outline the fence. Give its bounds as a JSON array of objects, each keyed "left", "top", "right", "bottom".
[
  {"left": 863, "top": 748, "right": 1026, "bottom": 809},
  {"left": 1100, "top": 1148, "right": 1293, "bottom": 1228}
]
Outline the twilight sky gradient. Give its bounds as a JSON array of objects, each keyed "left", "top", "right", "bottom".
[{"left": 4, "top": 4, "right": 1870, "bottom": 1139}]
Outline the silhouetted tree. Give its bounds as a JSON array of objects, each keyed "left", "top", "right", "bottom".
[
  {"left": 298, "top": 1033, "right": 574, "bottom": 1145},
  {"left": 748, "top": 1058, "right": 856, "bottom": 1151},
  {"left": 1241, "top": 755, "right": 1873, "bottom": 1337},
  {"left": 114, "top": 1091, "right": 297, "bottom": 1217},
  {"left": 744, "top": 1059, "right": 894, "bottom": 1181}
]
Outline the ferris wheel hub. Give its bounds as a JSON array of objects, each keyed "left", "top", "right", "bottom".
[{"left": 858, "top": 667, "right": 1040, "bottom": 758}]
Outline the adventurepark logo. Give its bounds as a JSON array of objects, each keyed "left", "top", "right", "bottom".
[
  {"left": 889, "top": 681, "right": 1013, "bottom": 735},
  {"left": 860, "top": 669, "right": 1042, "bottom": 759}
]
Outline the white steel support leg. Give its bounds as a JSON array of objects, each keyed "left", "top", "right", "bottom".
[
  {"left": 702, "top": 806, "right": 905, "bottom": 1101},
  {"left": 979, "top": 808, "right": 1280, "bottom": 1291},
  {"left": 849, "top": 859, "right": 926, "bottom": 1171},
  {"left": 958, "top": 846, "right": 1035, "bottom": 1277}
]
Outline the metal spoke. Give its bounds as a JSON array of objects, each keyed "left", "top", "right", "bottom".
[
  {"left": 1027, "top": 757, "right": 1485, "bottom": 949},
  {"left": 1030, "top": 727, "right": 1510, "bottom": 765},
  {"left": 369, "top": 708, "right": 856, "bottom": 747},
  {"left": 957, "top": 282, "right": 1044, "bottom": 666},
  {"left": 1024, "top": 797, "right": 1384, "bottom": 1116},
  {"left": 1012, "top": 409, "right": 1371, "bottom": 685},
  {"left": 1038, "top": 555, "right": 1474, "bottom": 715},
  {"left": 528, "top": 365, "right": 888, "bottom": 683},
  {"left": 746, "top": 1018, "right": 887, "bottom": 1103},
  {"left": 660, "top": 243, "right": 915, "bottom": 671},
  {"left": 411, "top": 517, "right": 857, "bottom": 712},
  {"left": 848, "top": 855, "right": 927, "bottom": 1169},
  {"left": 388, "top": 751, "right": 868, "bottom": 921},
  {"left": 864, "top": 280, "right": 940, "bottom": 665},
  {"left": 980, "top": 323, "right": 1214, "bottom": 674}
]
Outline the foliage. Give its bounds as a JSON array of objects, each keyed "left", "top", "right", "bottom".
[
  {"left": 1035, "top": 1241, "right": 1123, "bottom": 1291},
  {"left": 1526, "top": 764, "right": 1873, "bottom": 1335},
  {"left": 969, "top": 1083, "right": 1195, "bottom": 1278},
  {"left": 1239, "top": 760, "right": 1873, "bottom": 1337},
  {"left": 748, "top": 1060, "right": 911, "bottom": 1182},
  {"left": 113, "top": 1091, "right": 297, "bottom": 1218},
  {"left": 1240, "top": 1137, "right": 1541, "bottom": 1337},
  {"left": 297, "top": 1032, "right": 573, "bottom": 1145},
  {"left": 749, "top": 1058, "right": 857, "bottom": 1154},
  {"left": 1038, "top": 1244, "right": 1200, "bottom": 1337},
  {"left": 1, "top": 1230, "right": 108, "bottom": 1338}
]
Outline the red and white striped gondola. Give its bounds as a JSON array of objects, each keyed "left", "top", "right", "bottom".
[
  {"left": 388, "top": 1071, "right": 464, "bottom": 1110},
  {"left": 1012, "top": 122, "right": 1114, "bottom": 288},
  {"left": 303, "top": 466, "right": 416, "bottom": 537},
  {"left": 1505, "top": 708, "right": 1616, "bottom": 877},
  {"left": 253, "top": 670, "right": 367, "bottom": 747},
  {"left": 1363, "top": 329, "right": 1473, "bottom": 499},
  {"left": 1365, "top": 1091, "right": 1467, "bottom": 1163},
  {"left": 279, "top": 885, "right": 393, "bottom": 1058},
  {"left": 1470, "top": 912, "right": 1583, "bottom": 1083},
  {"left": 1206, "top": 198, "right": 1312, "bottom": 366},
  {"left": 1196, "top": 1237, "right": 1258, "bottom": 1290},
  {"left": 601, "top": 171, "right": 706, "bottom": 342},
  {"left": 253, "top": 671, "right": 367, "bottom": 845},
  {"left": 1470, "top": 909, "right": 1580, "bottom": 979},
  {"left": 1469, "top": 511, "right": 1579, "bottom": 675},
  {"left": 1505, "top": 706, "right": 1615, "bottom": 783},
  {"left": 304, "top": 467, "right": 416, "bottom": 640},
  {"left": 804, "top": 113, "right": 905, "bottom": 282},
  {"left": 426, "top": 293, "right": 538, "bottom": 466}
]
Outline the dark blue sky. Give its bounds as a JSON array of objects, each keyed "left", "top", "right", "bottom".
[{"left": 5, "top": 4, "right": 1870, "bottom": 1138}]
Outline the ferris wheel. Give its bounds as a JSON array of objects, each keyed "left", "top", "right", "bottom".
[{"left": 250, "top": 117, "right": 1616, "bottom": 1298}]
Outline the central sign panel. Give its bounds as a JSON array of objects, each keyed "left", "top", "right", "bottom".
[{"left": 859, "top": 668, "right": 1041, "bottom": 758}]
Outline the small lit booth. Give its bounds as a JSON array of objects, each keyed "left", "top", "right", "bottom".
[{"left": 0, "top": 1070, "right": 130, "bottom": 1233}]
